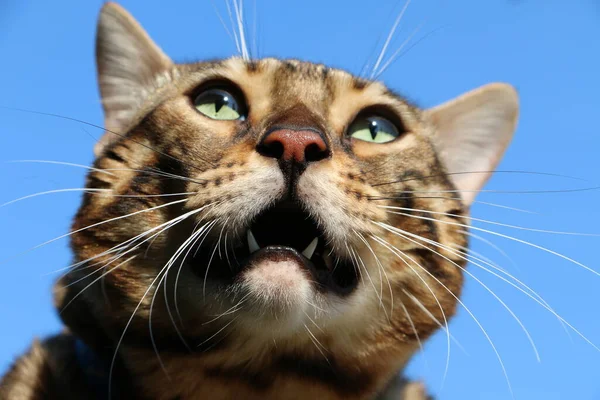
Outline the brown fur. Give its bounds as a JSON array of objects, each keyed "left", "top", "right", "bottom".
[{"left": 1, "top": 3, "right": 518, "bottom": 399}]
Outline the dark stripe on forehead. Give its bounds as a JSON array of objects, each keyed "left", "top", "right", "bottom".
[
  {"left": 245, "top": 60, "right": 260, "bottom": 73},
  {"left": 283, "top": 60, "right": 298, "bottom": 72},
  {"left": 352, "top": 77, "right": 370, "bottom": 90}
]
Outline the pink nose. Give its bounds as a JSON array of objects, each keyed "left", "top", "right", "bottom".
[{"left": 259, "top": 129, "right": 329, "bottom": 163}]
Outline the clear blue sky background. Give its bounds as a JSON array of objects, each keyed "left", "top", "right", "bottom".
[{"left": 1, "top": 1, "right": 599, "bottom": 398}]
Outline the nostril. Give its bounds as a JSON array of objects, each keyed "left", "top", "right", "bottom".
[
  {"left": 305, "top": 143, "right": 329, "bottom": 162},
  {"left": 257, "top": 140, "right": 284, "bottom": 160}
]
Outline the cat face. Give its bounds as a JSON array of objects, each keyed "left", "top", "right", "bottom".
[{"left": 55, "top": 3, "right": 518, "bottom": 397}]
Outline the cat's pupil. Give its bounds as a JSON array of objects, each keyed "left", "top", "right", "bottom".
[
  {"left": 215, "top": 95, "right": 228, "bottom": 112},
  {"left": 368, "top": 119, "right": 379, "bottom": 140}
]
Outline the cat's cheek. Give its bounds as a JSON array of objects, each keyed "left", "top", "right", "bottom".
[{"left": 237, "top": 259, "right": 313, "bottom": 328}]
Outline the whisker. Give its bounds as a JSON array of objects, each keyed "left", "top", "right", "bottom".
[
  {"left": 210, "top": 0, "right": 237, "bottom": 46},
  {"left": 355, "top": 231, "right": 393, "bottom": 318},
  {"left": 370, "top": 235, "right": 453, "bottom": 387},
  {"left": 59, "top": 255, "right": 137, "bottom": 312},
  {"left": 0, "top": 106, "right": 217, "bottom": 170},
  {"left": 370, "top": 194, "right": 537, "bottom": 214},
  {"left": 232, "top": 0, "right": 250, "bottom": 60},
  {"left": 0, "top": 188, "right": 109, "bottom": 208},
  {"left": 161, "top": 220, "right": 219, "bottom": 352},
  {"left": 460, "top": 230, "right": 520, "bottom": 273},
  {"left": 397, "top": 298, "right": 429, "bottom": 371},
  {"left": 376, "top": 221, "right": 540, "bottom": 362},
  {"left": 61, "top": 205, "right": 209, "bottom": 310},
  {"left": 382, "top": 209, "right": 600, "bottom": 278},
  {"left": 303, "top": 324, "right": 330, "bottom": 364},
  {"left": 197, "top": 316, "right": 238, "bottom": 349},
  {"left": 372, "top": 169, "right": 590, "bottom": 188},
  {"left": 402, "top": 289, "right": 468, "bottom": 355},
  {"left": 374, "top": 185, "right": 600, "bottom": 196},
  {"left": 11, "top": 198, "right": 188, "bottom": 270},
  {"left": 385, "top": 220, "right": 583, "bottom": 348},
  {"left": 151, "top": 223, "right": 217, "bottom": 362},
  {"left": 107, "top": 204, "right": 212, "bottom": 397},
  {"left": 224, "top": 0, "right": 242, "bottom": 55},
  {"left": 203, "top": 292, "right": 251, "bottom": 325},
  {"left": 203, "top": 241, "right": 221, "bottom": 300},
  {"left": 371, "top": 233, "right": 513, "bottom": 396},
  {"left": 174, "top": 219, "right": 219, "bottom": 324},
  {"left": 394, "top": 218, "right": 591, "bottom": 349},
  {"left": 374, "top": 20, "right": 425, "bottom": 79},
  {"left": 379, "top": 205, "right": 600, "bottom": 237},
  {"left": 5, "top": 159, "right": 116, "bottom": 176},
  {"left": 371, "top": 0, "right": 412, "bottom": 78}
]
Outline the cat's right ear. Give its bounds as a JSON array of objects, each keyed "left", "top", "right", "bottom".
[{"left": 95, "top": 2, "right": 173, "bottom": 156}]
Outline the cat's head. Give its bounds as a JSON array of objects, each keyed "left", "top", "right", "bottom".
[{"left": 55, "top": 2, "right": 518, "bottom": 391}]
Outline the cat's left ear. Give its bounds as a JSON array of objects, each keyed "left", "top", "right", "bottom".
[
  {"left": 424, "top": 83, "right": 519, "bottom": 206},
  {"left": 94, "top": 2, "right": 173, "bottom": 156}
]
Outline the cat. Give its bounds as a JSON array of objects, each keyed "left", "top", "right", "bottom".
[{"left": 0, "top": 2, "right": 518, "bottom": 399}]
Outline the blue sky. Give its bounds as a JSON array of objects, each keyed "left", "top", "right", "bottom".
[{"left": 1, "top": 0, "right": 599, "bottom": 398}]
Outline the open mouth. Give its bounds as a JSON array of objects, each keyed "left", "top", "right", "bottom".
[{"left": 188, "top": 200, "right": 358, "bottom": 295}]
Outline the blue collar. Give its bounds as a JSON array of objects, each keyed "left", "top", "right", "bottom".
[{"left": 74, "top": 338, "right": 110, "bottom": 398}]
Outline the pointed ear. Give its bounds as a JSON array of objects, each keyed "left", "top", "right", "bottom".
[
  {"left": 424, "top": 83, "right": 519, "bottom": 206},
  {"left": 95, "top": 2, "right": 173, "bottom": 156}
]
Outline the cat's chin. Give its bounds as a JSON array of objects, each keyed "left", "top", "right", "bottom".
[{"left": 236, "top": 249, "right": 314, "bottom": 324}]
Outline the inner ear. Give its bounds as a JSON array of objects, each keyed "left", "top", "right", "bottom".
[
  {"left": 424, "top": 83, "right": 519, "bottom": 206},
  {"left": 94, "top": 2, "right": 173, "bottom": 156}
]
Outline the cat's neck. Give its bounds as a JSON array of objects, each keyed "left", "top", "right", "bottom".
[{"left": 119, "top": 342, "right": 415, "bottom": 400}]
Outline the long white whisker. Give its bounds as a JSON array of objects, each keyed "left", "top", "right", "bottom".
[
  {"left": 6, "top": 159, "right": 116, "bottom": 176},
  {"left": 397, "top": 298, "right": 429, "bottom": 372},
  {"left": 24, "top": 198, "right": 189, "bottom": 273},
  {"left": 0, "top": 188, "right": 109, "bottom": 208},
  {"left": 370, "top": 235, "right": 453, "bottom": 387},
  {"left": 232, "top": 0, "right": 249, "bottom": 59},
  {"left": 224, "top": 0, "right": 242, "bottom": 54},
  {"left": 375, "top": 21, "right": 425, "bottom": 79},
  {"left": 382, "top": 209, "right": 600, "bottom": 278},
  {"left": 355, "top": 231, "right": 393, "bottom": 318},
  {"left": 160, "top": 221, "right": 218, "bottom": 353},
  {"left": 303, "top": 324, "right": 330, "bottom": 364},
  {"left": 203, "top": 241, "right": 221, "bottom": 299},
  {"left": 174, "top": 219, "right": 219, "bottom": 324},
  {"left": 383, "top": 220, "right": 587, "bottom": 349},
  {"left": 61, "top": 205, "right": 210, "bottom": 311},
  {"left": 380, "top": 205, "right": 600, "bottom": 237},
  {"left": 376, "top": 221, "right": 540, "bottom": 363},
  {"left": 210, "top": 0, "right": 236, "bottom": 44},
  {"left": 108, "top": 204, "right": 212, "bottom": 397},
  {"left": 371, "top": 232, "right": 513, "bottom": 397},
  {"left": 371, "top": 0, "right": 412, "bottom": 78},
  {"left": 402, "top": 288, "right": 468, "bottom": 355},
  {"left": 203, "top": 292, "right": 251, "bottom": 325},
  {"left": 461, "top": 230, "right": 521, "bottom": 273},
  {"left": 197, "top": 316, "right": 238, "bottom": 349}
]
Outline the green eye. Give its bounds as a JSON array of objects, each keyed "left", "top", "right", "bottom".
[
  {"left": 348, "top": 116, "right": 400, "bottom": 143},
  {"left": 193, "top": 88, "right": 246, "bottom": 121}
]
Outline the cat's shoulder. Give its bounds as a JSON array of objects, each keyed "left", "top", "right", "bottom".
[{"left": 0, "top": 334, "right": 109, "bottom": 400}]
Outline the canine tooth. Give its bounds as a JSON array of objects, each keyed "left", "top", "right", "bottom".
[
  {"left": 302, "top": 237, "right": 318, "bottom": 259},
  {"left": 247, "top": 229, "right": 260, "bottom": 253}
]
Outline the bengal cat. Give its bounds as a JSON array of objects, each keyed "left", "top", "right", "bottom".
[{"left": 0, "top": 3, "right": 519, "bottom": 399}]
